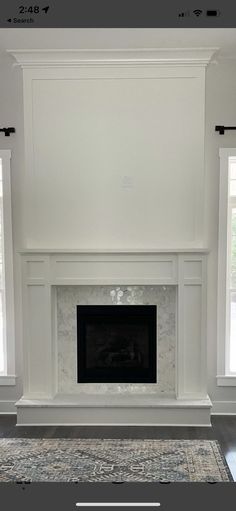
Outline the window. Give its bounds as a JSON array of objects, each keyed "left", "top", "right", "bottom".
[
  {"left": 228, "top": 158, "right": 236, "bottom": 374},
  {"left": 0, "top": 157, "right": 6, "bottom": 373},
  {"left": 0, "top": 151, "right": 15, "bottom": 385},
  {"left": 217, "top": 149, "right": 236, "bottom": 385}
]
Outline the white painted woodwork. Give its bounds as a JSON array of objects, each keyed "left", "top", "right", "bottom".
[
  {"left": 16, "top": 395, "right": 212, "bottom": 427},
  {"left": 217, "top": 148, "right": 236, "bottom": 384},
  {"left": 8, "top": 49, "right": 215, "bottom": 250},
  {"left": 19, "top": 249, "right": 210, "bottom": 426},
  {"left": 50, "top": 255, "right": 177, "bottom": 285},
  {"left": 8, "top": 48, "right": 216, "bottom": 68},
  {"left": 21, "top": 256, "right": 55, "bottom": 398},
  {"left": 0, "top": 150, "right": 15, "bottom": 380},
  {"left": 0, "top": 375, "right": 16, "bottom": 386},
  {"left": 216, "top": 376, "right": 236, "bottom": 387},
  {"left": 177, "top": 255, "right": 207, "bottom": 399}
]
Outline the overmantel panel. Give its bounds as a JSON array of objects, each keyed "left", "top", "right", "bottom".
[{"left": 13, "top": 49, "right": 212, "bottom": 249}]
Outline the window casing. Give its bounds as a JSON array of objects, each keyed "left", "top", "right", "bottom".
[
  {"left": 226, "top": 158, "right": 236, "bottom": 375},
  {"left": 217, "top": 149, "right": 236, "bottom": 385},
  {"left": 0, "top": 160, "right": 6, "bottom": 373},
  {"left": 0, "top": 150, "right": 15, "bottom": 385}
]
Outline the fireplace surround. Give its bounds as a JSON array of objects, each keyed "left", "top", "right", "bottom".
[
  {"left": 57, "top": 284, "right": 175, "bottom": 395},
  {"left": 17, "top": 249, "right": 211, "bottom": 426}
]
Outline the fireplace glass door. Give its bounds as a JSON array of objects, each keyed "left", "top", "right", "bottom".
[{"left": 77, "top": 305, "right": 157, "bottom": 383}]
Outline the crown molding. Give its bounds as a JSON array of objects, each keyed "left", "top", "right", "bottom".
[{"left": 7, "top": 48, "right": 218, "bottom": 69}]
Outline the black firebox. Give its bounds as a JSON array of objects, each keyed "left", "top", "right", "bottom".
[{"left": 77, "top": 305, "right": 157, "bottom": 383}]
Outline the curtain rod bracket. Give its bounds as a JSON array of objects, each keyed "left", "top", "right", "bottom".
[
  {"left": 215, "top": 125, "right": 236, "bottom": 135},
  {"left": 0, "top": 127, "right": 15, "bottom": 137}
]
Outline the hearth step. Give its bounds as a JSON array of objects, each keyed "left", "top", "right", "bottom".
[{"left": 15, "top": 394, "right": 212, "bottom": 427}]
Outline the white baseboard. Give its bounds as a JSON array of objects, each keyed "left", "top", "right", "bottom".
[
  {"left": 0, "top": 400, "right": 16, "bottom": 414},
  {"left": 211, "top": 401, "right": 236, "bottom": 415}
]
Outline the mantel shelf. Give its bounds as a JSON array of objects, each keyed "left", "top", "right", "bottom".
[{"left": 19, "top": 248, "right": 209, "bottom": 254}]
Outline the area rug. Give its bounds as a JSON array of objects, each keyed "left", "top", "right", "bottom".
[{"left": 0, "top": 438, "right": 232, "bottom": 482}]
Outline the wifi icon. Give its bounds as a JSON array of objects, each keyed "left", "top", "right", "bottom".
[{"left": 193, "top": 9, "right": 203, "bottom": 16}]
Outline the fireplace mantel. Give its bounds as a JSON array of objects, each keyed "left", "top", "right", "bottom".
[
  {"left": 17, "top": 249, "right": 211, "bottom": 426},
  {"left": 19, "top": 248, "right": 209, "bottom": 254}
]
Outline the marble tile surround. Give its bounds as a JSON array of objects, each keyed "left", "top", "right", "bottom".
[{"left": 57, "top": 285, "right": 176, "bottom": 395}]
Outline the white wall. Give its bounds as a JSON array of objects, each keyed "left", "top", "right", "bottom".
[{"left": 0, "top": 49, "right": 236, "bottom": 412}]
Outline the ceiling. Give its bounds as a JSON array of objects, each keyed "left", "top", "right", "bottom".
[{"left": 0, "top": 28, "right": 236, "bottom": 57}]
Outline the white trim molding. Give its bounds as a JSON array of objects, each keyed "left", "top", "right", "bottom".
[
  {"left": 0, "top": 400, "right": 16, "bottom": 414},
  {"left": 211, "top": 401, "right": 236, "bottom": 415},
  {"left": 216, "top": 375, "right": 236, "bottom": 386},
  {"left": 0, "top": 375, "right": 16, "bottom": 386},
  {"left": 8, "top": 48, "right": 218, "bottom": 69},
  {"left": 217, "top": 148, "right": 236, "bottom": 385},
  {"left": 0, "top": 150, "right": 15, "bottom": 383}
]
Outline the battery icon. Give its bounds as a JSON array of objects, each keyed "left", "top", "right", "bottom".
[{"left": 206, "top": 10, "right": 220, "bottom": 16}]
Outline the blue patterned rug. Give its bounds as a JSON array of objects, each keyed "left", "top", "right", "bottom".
[{"left": 0, "top": 438, "right": 232, "bottom": 482}]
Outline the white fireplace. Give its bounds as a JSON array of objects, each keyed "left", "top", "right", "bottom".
[{"left": 16, "top": 249, "right": 211, "bottom": 426}]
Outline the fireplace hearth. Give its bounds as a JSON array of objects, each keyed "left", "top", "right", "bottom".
[{"left": 77, "top": 305, "right": 157, "bottom": 383}]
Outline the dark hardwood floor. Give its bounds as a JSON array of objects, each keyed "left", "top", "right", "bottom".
[{"left": 0, "top": 415, "right": 236, "bottom": 480}]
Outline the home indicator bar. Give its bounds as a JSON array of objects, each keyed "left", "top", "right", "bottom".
[{"left": 76, "top": 504, "right": 161, "bottom": 508}]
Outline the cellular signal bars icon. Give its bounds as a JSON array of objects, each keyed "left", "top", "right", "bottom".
[{"left": 178, "top": 11, "right": 190, "bottom": 17}]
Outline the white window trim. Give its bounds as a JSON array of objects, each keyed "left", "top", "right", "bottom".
[
  {"left": 0, "top": 150, "right": 16, "bottom": 386},
  {"left": 217, "top": 148, "right": 236, "bottom": 386}
]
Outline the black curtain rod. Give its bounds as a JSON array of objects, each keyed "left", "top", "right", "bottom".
[
  {"left": 215, "top": 125, "right": 236, "bottom": 135},
  {"left": 2, "top": 125, "right": 236, "bottom": 137}
]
